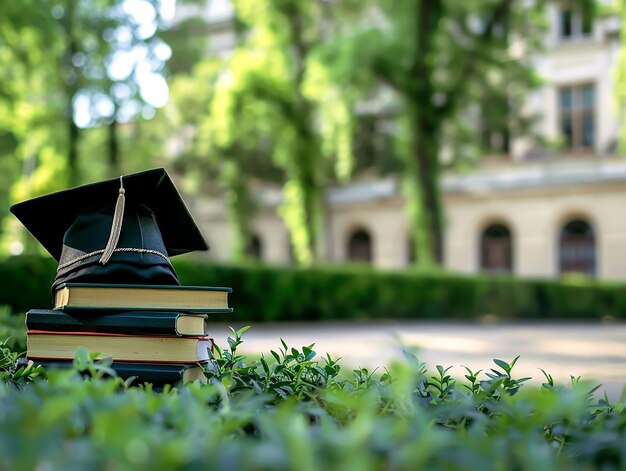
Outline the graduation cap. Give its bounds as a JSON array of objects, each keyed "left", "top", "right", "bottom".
[{"left": 10, "top": 168, "right": 209, "bottom": 292}]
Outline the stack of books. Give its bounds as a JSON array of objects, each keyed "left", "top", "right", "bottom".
[{"left": 26, "top": 282, "right": 232, "bottom": 385}]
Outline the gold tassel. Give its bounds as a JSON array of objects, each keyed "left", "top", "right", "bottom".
[{"left": 99, "top": 176, "right": 126, "bottom": 265}]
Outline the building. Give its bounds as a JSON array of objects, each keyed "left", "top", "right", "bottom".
[{"left": 184, "top": 2, "right": 626, "bottom": 279}]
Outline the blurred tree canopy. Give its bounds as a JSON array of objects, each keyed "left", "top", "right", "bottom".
[
  {"left": 0, "top": 0, "right": 605, "bottom": 267},
  {"left": 615, "top": 0, "right": 626, "bottom": 152},
  {"left": 198, "top": 0, "right": 555, "bottom": 266},
  {"left": 0, "top": 0, "right": 173, "bottom": 254},
  {"left": 202, "top": 0, "right": 361, "bottom": 265},
  {"left": 321, "top": 0, "right": 552, "bottom": 266}
]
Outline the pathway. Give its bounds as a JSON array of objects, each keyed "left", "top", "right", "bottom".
[{"left": 207, "top": 320, "right": 626, "bottom": 400}]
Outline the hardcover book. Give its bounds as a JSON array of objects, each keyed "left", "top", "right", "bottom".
[
  {"left": 53, "top": 283, "right": 232, "bottom": 313},
  {"left": 27, "top": 331, "right": 213, "bottom": 364},
  {"left": 26, "top": 309, "right": 208, "bottom": 336},
  {"left": 36, "top": 360, "right": 207, "bottom": 385}
]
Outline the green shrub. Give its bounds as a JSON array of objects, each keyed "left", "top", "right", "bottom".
[
  {"left": 1, "top": 255, "right": 626, "bottom": 320},
  {"left": 0, "top": 328, "right": 624, "bottom": 470},
  {"left": 0, "top": 256, "right": 56, "bottom": 313},
  {"left": 0, "top": 307, "right": 26, "bottom": 353}
]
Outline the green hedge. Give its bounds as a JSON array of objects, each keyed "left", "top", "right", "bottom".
[
  {"left": 2, "top": 331, "right": 625, "bottom": 470},
  {"left": 1, "top": 255, "right": 626, "bottom": 320}
]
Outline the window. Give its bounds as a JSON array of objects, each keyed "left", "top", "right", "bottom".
[
  {"left": 559, "top": 7, "right": 592, "bottom": 39},
  {"left": 559, "top": 219, "right": 596, "bottom": 276},
  {"left": 347, "top": 229, "right": 372, "bottom": 263},
  {"left": 245, "top": 234, "right": 263, "bottom": 260},
  {"left": 559, "top": 84, "right": 595, "bottom": 151},
  {"left": 480, "top": 224, "right": 513, "bottom": 273}
]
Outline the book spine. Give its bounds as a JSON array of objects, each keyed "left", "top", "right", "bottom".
[{"left": 26, "top": 310, "right": 180, "bottom": 336}]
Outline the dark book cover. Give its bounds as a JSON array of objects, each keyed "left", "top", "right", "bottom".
[
  {"left": 57, "top": 283, "right": 232, "bottom": 292},
  {"left": 26, "top": 309, "right": 206, "bottom": 336},
  {"left": 35, "top": 360, "right": 206, "bottom": 385}
]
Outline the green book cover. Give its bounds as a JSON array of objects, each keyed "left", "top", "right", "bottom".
[
  {"left": 35, "top": 360, "right": 206, "bottom": 385},
  {"left": 26, "top": 309, "right": 208, "bottom": 336}
]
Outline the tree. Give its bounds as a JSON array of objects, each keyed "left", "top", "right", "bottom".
[
  {"left": 615, "top": 0, "right": 626, "bottom": 151},
  {"left": 0, "top": 1, "right": 70, "bottom": 253},
  {"left": 0, "top": 0, "right": 174, "bottom": 253},
  {"left": 209, "top": 0, "right": 357, "bottom": 266},
  {"left": 64, "top": 0, "right": 175, "bottom": 178},
  {"left": 149, "top": 57, "right": 267, "bottom": 262},
  {"left": 333, "top": 0, "right": 552, "bottom": 267}
]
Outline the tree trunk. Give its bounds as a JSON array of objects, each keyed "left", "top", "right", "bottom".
[
  {"left": 287, "top": 9, "right": 320, "bottom": 265},
  {"left": 67, "top": 114, "right": 79, "bottom": 186},
  {"left": 107, "top": 118, "right": 120, "bottom": 177},
  {"left": 407, "top": 108, "right": 443, "bottom": 268},
  {"left": 64, "top": 0, "right": 80, "bottom": 186},
  {"left": 406, "top": 0, "right": 445, "bottom": 267},
  {"left": 222, "top": 154, "right": 254, "bottom": 262}
]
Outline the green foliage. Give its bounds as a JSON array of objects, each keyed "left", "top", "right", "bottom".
[
  {"left": 0, "top": 1, "right": 69, "bottom": 254},
  {"left": 327, "top": 0, "right": 552, "bottom": 266},
  {"left": 155, "top": 54, "right": 276, "bottom": 261},
  {"left": 176, "top": 260, "right": 626, "bottom": 321},
  {"left": 1, "top": 256, "right": 626, "bottom": 321},
  {"left": 0, "top": 0, "right": 175, "bottom": 254},
  {"left": 614, "top": 0, "right": 626, "bottom": 153},
  {"left": 0, "top": 328, "right": 624, "bottom": 470},
  {"left": 0, "top": 255, "right": 56, "bottom": 313},
  {"left": 204, "top": 0, "right": 361, "bottom": 266},
  {"left": 0, "top": 348, "right": 46, "bottom": 387},
  {"left": 0, "top": 306, "right": 26, "bottom": 353}
]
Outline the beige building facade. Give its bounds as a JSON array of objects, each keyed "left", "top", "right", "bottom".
[
  {"left": 196, "top": 158, "right": 626, "bottom": 280},
  {"left": 188, "top": 3, "right": 626, "bottom": 280}
]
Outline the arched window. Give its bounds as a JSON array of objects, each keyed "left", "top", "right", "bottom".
[
  {"left": 559, "top": 219, "right": 595, "bottom": 276},
  {"left": 347, "top": 229, "right": 372, "bottom": 263},
  {"left": 245, "top": 234, "right": 263, "bottom": 260},
  {"left": 480, "top": 223, "right": 513, "bottom": 273}
]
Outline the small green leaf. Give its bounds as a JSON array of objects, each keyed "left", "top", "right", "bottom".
[
  {"left": 493, "top": 359, "right": 510, "bottom": 372},
  {"left": 73, "top": 347, "right": 90, "bottom": 370},
  {"left": 236, "top": 325, "right": 251, "bottom": 338},
  {"left": 271, "top": 350, "right": 281, "bottom": 363}
]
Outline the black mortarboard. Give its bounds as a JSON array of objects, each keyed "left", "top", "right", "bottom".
[{"left": 10, "top": 168, "right": 208, "bottom": 291}]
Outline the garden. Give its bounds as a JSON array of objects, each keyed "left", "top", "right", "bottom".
[
  {"left": 1, "top": 322, "right": 625, "bottom": 470},
  {"left": 1, "top": 258, "right": 625, "bottom": 470},
  {"left": 1, "top": 1, "right": 625, "bottom": 469}
]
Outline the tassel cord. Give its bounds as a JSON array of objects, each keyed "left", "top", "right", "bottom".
[{"left": 99, "top": 176, "right": 126, "bottom": 265}]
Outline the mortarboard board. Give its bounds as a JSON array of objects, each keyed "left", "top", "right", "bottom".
[{"left": 10, "top": 168, "right": 209, "bottom": 291}]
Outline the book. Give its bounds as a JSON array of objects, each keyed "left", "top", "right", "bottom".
[
  {"left": 35, "top": 360, "right": 207, "bottom": 385},
  {"left": 27, "top": 331, "right": 213, "bottom": 364},
  {"left": 26, "top": 309, "right": 208, "bottom": 336},
  {"left": 53, "top": 283, "right": 232, "bottom": 313}
]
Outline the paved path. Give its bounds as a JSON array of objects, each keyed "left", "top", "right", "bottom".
[{"left": 207, "top": 320, "right": 626, "bottom": 400}]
